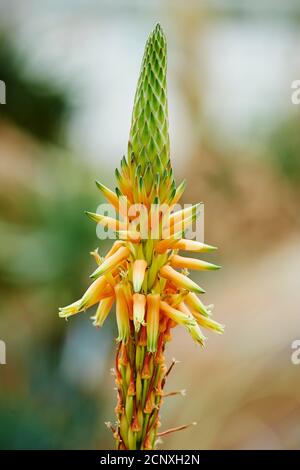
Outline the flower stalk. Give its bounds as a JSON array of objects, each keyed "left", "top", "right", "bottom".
[{"left": 59, "top": 24, "right": 224, "bottom": 450}]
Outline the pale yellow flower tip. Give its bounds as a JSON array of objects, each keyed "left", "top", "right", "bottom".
[
  {"left": 58, "top": 300, "right": 81, "bottom": 319},
  {"left": 133, "top": 259, "right": 147, "bottom": 293}
]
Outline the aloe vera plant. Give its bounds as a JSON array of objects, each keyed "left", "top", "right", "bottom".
[{"left": 59, "top": 24, "right": 223, "bottom": 450}]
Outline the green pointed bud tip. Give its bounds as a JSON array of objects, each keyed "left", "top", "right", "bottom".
[
  {"left": 195, "top": 285, "right": 206, "bottom": 294},
  {"left": 179, "top": 180, "right": 187, "bottom": 191},
  {"left": 169, "top": 187, "right": 176, "bottom": 200},
  {"left": 85, "top": 210, "right": 102, "bottom": 223},
  {"left": 128, "top": 24, "right": 170, "bottom": 177},
  {"left": 206, "top": 262, "right": 221, "bottom": 271},
  {"left": 90, "top": 269, "right": 99, "bottom": 280},
  {"left": 85, "top": 210, "right": 95, "bottom": 220},
  {"left": 121, "top": 155, "right": 128, "bottom": 168},
  {"left": 130, "top": 152, "right": 135, "bottom": 165},
  {"left": 95, "top": 180, "right": 104, "bottom": 191},
  {"left": 135, "top": 164, "right": 141, "bottom": 177},
  {"left": 213, "top": 264, "right": 222, "bottom": 270},
  {"left": 204, "top": 243, "right": 218, "bottom": 252}
]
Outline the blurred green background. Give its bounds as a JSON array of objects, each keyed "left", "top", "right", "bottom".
[{"left": 0, "top": 0, "right": 300, "bottom": 450}]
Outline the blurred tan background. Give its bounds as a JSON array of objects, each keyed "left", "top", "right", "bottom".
[{"left": 0, "top": 0, "right": 300, "bottom": 450}]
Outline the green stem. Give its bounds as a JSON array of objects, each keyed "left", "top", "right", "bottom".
[{"left": 115, "top": 325, "right": 167, "bottom": 450}]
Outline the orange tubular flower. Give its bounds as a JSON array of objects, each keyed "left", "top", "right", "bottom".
[
  {"left": 59, "top": 24, "right": 224, "bottom": 450},
  {"left": 132, "top": 259, "right": 147, "bottom": 293}
]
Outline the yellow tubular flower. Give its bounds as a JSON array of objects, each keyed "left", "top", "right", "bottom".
[
  {"left": 90, "top": 246, "right": 130, "bottom": 279},
  {"left": 91, "top": 296, "right": 115, "bottom": 327},
  {"left": 169, "top": 254, "right": 221, "bottom": 271},
  {"left": 59, "top": 24, "right": 224, "bottom": 450},
  {"left": 160, "top": 265, "right": 206, "bottom": 294}
]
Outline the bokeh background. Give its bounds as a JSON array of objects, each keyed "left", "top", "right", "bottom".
[{"left": 1, "top": 0, "right": 300, "bottom": 450}]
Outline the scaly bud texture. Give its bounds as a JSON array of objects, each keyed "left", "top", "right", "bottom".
[{"left": 59, "top": 24, "right": 224, "bottom": 450}]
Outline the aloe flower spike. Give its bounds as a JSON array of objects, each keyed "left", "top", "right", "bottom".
[{"left": 59, "top": 24, "right": 223, "bottom": 450}]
